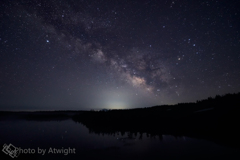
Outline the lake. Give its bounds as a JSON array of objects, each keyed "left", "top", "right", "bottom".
[{"left": 0, "top": 119, "right": 239, "bottom": 160}]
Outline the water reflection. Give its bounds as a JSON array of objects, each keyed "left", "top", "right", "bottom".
[{"left": 0, "top": 117, "right": 240, "bottom": 159}]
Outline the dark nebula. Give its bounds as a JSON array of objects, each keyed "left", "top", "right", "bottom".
[{"left": 0, "top": 0, "right": 240, "bottom": 110}]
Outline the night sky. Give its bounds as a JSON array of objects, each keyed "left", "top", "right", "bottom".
[{"left": 0, "top": 0, "right": 240, "bottom": 110}]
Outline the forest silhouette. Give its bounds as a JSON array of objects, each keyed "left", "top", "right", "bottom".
[
  {"left": 1, "top": 92, "right": 240, "bottom": 148},
  {"left": 72, "top": 92, "right": 240, "bottom": 148}
]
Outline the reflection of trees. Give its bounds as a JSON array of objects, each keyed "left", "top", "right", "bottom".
[{"left": 72, "top": 92, "right": 240, "bottom": 148}]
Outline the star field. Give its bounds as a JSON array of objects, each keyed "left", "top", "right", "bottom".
[{"left": 0, "top": 0, "right": 240, "bottom": 110}]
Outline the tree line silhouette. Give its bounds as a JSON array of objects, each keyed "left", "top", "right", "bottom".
[
  {"left": 0, "top": 92, "right": 239, "bottom": 148},
  {"left": 72, "top": 92, "right": 240, "bottom": 148}
]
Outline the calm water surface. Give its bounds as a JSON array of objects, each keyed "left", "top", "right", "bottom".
[{"left": 0, "top": 120, "right": 239, "bottom": 160}]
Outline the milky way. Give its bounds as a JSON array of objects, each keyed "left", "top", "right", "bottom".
[{"left": 0, "top": 0, "right": 240, "bottom": 110}]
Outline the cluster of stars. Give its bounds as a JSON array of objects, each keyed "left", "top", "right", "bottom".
[{"left": 0, "top": 0, "right": 239, "bottom": 110}]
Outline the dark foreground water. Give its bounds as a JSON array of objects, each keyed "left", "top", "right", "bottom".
[{"left": 0, "top": 119, "right": 239, "bottom": 160}]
